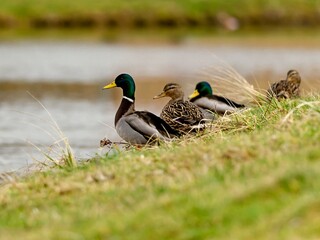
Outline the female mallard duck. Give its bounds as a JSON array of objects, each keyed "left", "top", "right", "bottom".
[
  {"left": 267, "top": 70, "right": 301, "bottom": 100},
  {"left": 153, "top": 83, "right": 205, "bottom": 135},
  {"left": 189, "top": 81, "right": 245, "bottom": 115},
  {"left": 103, "top": 73, "right": 180, "bottom": 145}
]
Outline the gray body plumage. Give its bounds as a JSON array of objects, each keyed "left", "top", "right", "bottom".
[
  {"left": 116, "top": 111, "right": 171, "bottom": 145},
  {"left": 193, "top": 97, "right": 238, "bottom": 115},
  {"left": 189, "top": 81, "right": 245, "bottom": 116}
]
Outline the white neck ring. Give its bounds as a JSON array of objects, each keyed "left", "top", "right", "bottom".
[{"left": 123, "top": 96, "right": 134, "bottom": 103}]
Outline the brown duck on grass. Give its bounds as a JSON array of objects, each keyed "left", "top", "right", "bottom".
[
  {"left": 103, "top": 74, "right": 180, "bottom": 145},
  {"left": 153, "top": 83, "right": 205, "bottom": 135},
  {"left": 267, "top": 70, "right": 301, "bottom": 100}
]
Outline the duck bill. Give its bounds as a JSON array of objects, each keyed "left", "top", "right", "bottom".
[
  {"left": 103, "top": 81, "right": 117, "bottom": 90},
  {"left": 153, "top": 91, "right": 166, "bottom": 99},
  {"left": 188, "top": 89, "right": 199, "bottom": 99}
]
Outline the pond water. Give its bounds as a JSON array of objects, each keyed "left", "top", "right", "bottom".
[{"left": 1, "top": 41, "right": 320, "bottom": 173}]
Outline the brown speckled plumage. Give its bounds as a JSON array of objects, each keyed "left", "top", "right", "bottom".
[
  {"left": 267, "top": 70, "right": 301, "bottom": 100},
  {"left": 154, "top": 83, "right": 205, "bottom": 135}
]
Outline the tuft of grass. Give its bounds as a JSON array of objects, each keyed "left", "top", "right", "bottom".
[
  {"left": 0, "top": 94, "right": 319, "bottom": 239},
  {"left": 26, "top": 93, "right": 77, "bottom": 169},
  {"left": 201, "top": 60, "right": 267, "bottom": 106}
]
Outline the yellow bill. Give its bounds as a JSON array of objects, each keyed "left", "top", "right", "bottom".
[
  {"left": 188, "top": 89, "right": 199, "bottom": 99},
  {"left": 103, "top": 81, "right": 117, "bottom": 89}
]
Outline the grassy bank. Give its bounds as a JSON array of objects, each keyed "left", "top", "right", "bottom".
[
  {"left": 0, "top": 95, "right": 320, "bottom": 239},
  {"left": 1, "top": 0, "right": 320, "bottom": 29}
]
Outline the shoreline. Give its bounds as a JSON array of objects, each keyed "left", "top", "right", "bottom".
[{"left": 0, "top": 94, "right": 319, "bottom": 239}]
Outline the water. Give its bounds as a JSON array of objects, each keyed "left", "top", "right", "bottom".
[
  {"left": 1, "top": 41, "right": 320, "bottom": 173},
  {"left": 1, "top": 41, "right": 320, "bottom": 81}
]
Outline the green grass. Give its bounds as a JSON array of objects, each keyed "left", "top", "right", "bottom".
[
  {"left": 1, "top": 0, "right": 319, "bottom": 19},
  {"left": 1, "top": 95, "right": 320, "bottom": 239},
  {"left": 1, "top": 0, "right": 320, "bottom": 28},
  {"left": 2, "top": 0, "right": 320, "bottom": 44}
]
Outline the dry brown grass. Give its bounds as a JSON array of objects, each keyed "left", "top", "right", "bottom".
[{"left": 201, "top": 60, "right": 268, "bottom": 106}]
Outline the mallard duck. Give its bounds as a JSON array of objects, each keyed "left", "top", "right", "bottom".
[
  {"left": 153, "top": 83, "right": 205, "bottom": 135},
  {"left": 267, "top": 70, "right": 301, "bottom": 100},
  {"left": 189, "top": 81, "right": 245, "bottom": 115},
  {"left": 103, "top": 73, "right": 180, "bottom": 145}
]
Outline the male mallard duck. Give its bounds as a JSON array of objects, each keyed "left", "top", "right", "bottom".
[
  {"left": 189, "top": 81, "right": 245, "bottom": 115},
  {"left": 153, "top": 83, "right": 205, "bottom": 135},
  {"left": 267, "top": 70, "right": 301, "bottom": 100},
  {"left": 103, "top": 74, "right": 180, "bottom": 145}
]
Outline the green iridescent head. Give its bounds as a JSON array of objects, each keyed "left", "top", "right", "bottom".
[
  {"left": 189, "top": 81, "right": 212, "bottom": 99},
  {"left": 103, "top": 73, "right": 136, "bottom": 99}
]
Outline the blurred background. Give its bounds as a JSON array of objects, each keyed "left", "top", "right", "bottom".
[{"left": 1, "top": 0, "right": 320, "bottom": 172}]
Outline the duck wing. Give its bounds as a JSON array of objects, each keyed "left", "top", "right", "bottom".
[
  {"left": 287, "top": 82, "right": 300, "bottom": 98},
  {"left": 194, "top": 96, "right": 243, "bottom": 115},
  {"left": 209, "top": 95, "right": 245, "bottom": 108},
  {"left": 162, "top": 100, "right": 204, "bottom": 125},
  {"left": 134, "top": 111, "right": 181, "bottom": 137},
  {"left": 122, "top": 111, "right": 180, "bottom": 142},
  {"left": 267, "top": 80, "right": 288, "bottom": 99},
  {"left": 160, "top": 100, "right": 205, "bottom": 135}
]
